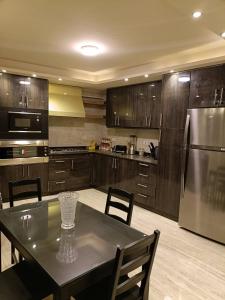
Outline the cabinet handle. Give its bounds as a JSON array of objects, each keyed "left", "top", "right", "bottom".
[
  {"left": 48, "top": 181, "right": 50, "bottom": 192},
  {"left": 117, "top": 116, "right": 120, "bottom": 126},
  {"left": 137, "top": 183, "right": 148, "bottom": 188},
  {"left": 55, "top": 170, "right": 65, "bottom": 174},
  {"left": 55, "top": 181, "right": 65, "bottom": 185},
  {"left": 55, "top": 160, "right": 65, "bottom": 163},
  {"left": 71, "top": 160, "right": 74, "bottom": 170},
  {"left": 137, "top": 193, "right": 147, "bottom": 198},
  {"left": 25, "top": 95, "right": 29, "bottom": 108},
  {"left": 220, "top": 88, "right": 224, "bottom": 105},
  {"left": 139, "top": 163, "right": 149, "bottom": 167},
  {"left": 139, "top": 173, "right": 149, "bottom": 177},
  {"left": 115, "top": 158, "right": 117, "bottom": 169},
  {"left": 149, "top": 114, "right": 152, "bottom": 127},
  {"left": 214, "top": 89, "right": 220, "bottom": 105},
  {"left": 112, "top": 158, "right": 114, "bottom": 169},
  {"left": 27, "top": 165, "right": 30, "bottom": 177},
  {"left": 159, "top": 129, "right": 162, "bottom": 145},
  {"left": 22, "top": 165, "right": 25, "bottom": 177},
  {"left": 145, "top": 116, "right": 148, "bottom": 127}
]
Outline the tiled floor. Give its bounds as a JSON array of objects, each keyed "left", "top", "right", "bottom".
[{"left": 1, "top": 188, "right": 225, "bottom": 300}]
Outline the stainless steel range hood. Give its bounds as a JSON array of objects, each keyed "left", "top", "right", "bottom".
[{"left": 49, "top": 84, "right": 85, "bottom": 118}]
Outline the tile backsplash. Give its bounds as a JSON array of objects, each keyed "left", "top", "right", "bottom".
[{"left": 49, "top": 116, "right": 159, "bottom": 151}]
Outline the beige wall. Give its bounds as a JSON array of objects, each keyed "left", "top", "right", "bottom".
[{"left": 49, "top": 116, "right": 159, "bottom": 152}]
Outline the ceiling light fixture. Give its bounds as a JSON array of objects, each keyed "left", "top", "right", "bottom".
[
  {"left": 32, "top": 74, "right": 37, "bottom": 77},
  {"left": 221, "top": 32, "right": 225, "bottom": 38},
  {"left": 170, "top": 70, "right": 174, "bottom": 73},
  {"left": 192, "top": 11, "right": 202, "bottom": 19},
  {"left": 2, "top": 69, "right": 6, "bottom": 73},
  {"left": 144, "top": 74, "right": 149, "bottom": 78},
  {"left": 58, "top": 78, "right": 62, "bottom": 81},
  {"left": 80, "top": 44, "right": 100, "bottom": 56},
  {"left": 178, "top": 76, "right": 190, "bottom": 82},
  {"left": 124, "top": 78, "right": 129, "bottom": 82}
]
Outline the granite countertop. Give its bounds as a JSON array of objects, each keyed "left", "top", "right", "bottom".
[{"left": 49, "top": 147, "right": 157, "bottom": 165}]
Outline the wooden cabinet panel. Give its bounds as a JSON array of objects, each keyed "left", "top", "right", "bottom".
[
  {"left": 156, "top": 146, "right": 182, "bottom": 220},
  {"left": 0, "top": 73, "right": 48, "bottom": 109},
  {"left": 189, "top": 65, "right": 225, "bottom": 108},
  {"left": 106, "top": 81, "right": 162, "bottom": 128},
  {"left": 0, "top": 163, "right": 48, "bottom": 200},
  {"left": 161, "top": 72, "right": 190, "bottom": 130}
]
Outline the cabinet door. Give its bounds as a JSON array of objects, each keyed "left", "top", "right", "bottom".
[
  {"left": 29, "top": 78, "right": 48, "bottom": 110},
  {"left": 27, "top": 163, "right": 48, "bottom": 194},
  {"left": 118, "top": 87, "right": 135, "bottom": 127},
  {"left": 106, "top": 89, "right": 120, "bottom": 127},
  {"left": 161, "top": 72, "right": 190, "bottom": 130},
  {"left": 132, "top": 84, "right": 149, "bottom": 127},
  {"left": 0, "top": 165, "right": 23, "bottom": 200},
  {"left": 67, "top": 155, "right": 91, "bottom": 190},
  {"left": 0, "top": 73, "right": 15, "bottom": 107},
  {"left": 189, "top": 65, "right": 225, "bottom": 108},
  {"left": 156, "top": 146, "right": 182, "bottom": 220},
  {"left": 115, "top": 158, "right": 136, "bottom": 193},
  {"left": 97, "top": 155, "right": 115, "bottom": 192},
  {"left": 148, "top": 81, "right": 162, "bottom": 129}
]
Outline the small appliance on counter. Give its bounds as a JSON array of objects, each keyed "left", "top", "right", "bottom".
[
  {"left": 99, "top": 138, "right": 112, "bottom": 151},
  {"left": 113, "top": 145, "right": 127, "bottom": 154},
  {"left": 128, "top": 135, "right": 137, "bottom": 155}
]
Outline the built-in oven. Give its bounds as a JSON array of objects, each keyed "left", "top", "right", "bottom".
[
  {"left": 0, "top": 108, "right": 48, "bottom": 140},
  {"left": 0, "top": 140, "right": 49, "bottom": 166}
]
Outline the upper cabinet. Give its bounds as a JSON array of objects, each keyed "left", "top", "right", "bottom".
[
  {"left": 106, "top": 81, "right": 161, "bottom": 129},
  {"left": 189, "top": 65, "right": 225, "bottom": 108},
  {"left": 0, "top": 73, "right": 48, "bottom": 110}
]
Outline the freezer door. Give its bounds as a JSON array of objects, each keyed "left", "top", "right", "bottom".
[
  {"left": 179, "top": 148, "right": 225, "bottom": 244},
  {"left": 189, "top": 108, "right": 225, "bottom": 148}
]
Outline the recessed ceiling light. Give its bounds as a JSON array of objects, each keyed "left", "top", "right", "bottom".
[
  {"left": 144, "top": 74, "right": 149, "bottom": 78},
  {"left": 170, "top": 70, "right": 174, "bottom": 73},
  {"left": 124, "top": 78, "right": 129, "bottom": 82},
  {"left": 221, "top": 32, "right": 225, "bottom": 38},
  {"left": 58, "top": 78, "right": 62, "bottom": 81},
  {"left": 2, "top": 69, "right": 6, "bottom": 73},
  {"left": 32, "top": 73, "right": 37, "bottom": 77},
  {"left": 63, "top": 92, "right": 67, "bottom": 95},
  {"left": 192, "top": 11, "right": 202, "bottom": 19},
  {"left": 80, "top": 44, "right": 100, "bottom": 56}
]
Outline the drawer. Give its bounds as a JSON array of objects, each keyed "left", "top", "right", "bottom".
[
  {"left": 135, "top": 193, "right": 155, "bottom": 208},
  {"left": 136, "top": 183, "right": 156, "bottom": 197},
  {"left": 49, "top": 169, "right": 69, "bottom": 181},
  {"left": 136, "top": 173, "right": 156, "bottom": 186},
  {"left": 49, "top": 159, "right": 71, "bottom": 170},
  {"left": 48, "top": 180, "right": 67, "bottom": 193},
  {"left": 137, "top": 162, "right": 151, "bottom": 176}
]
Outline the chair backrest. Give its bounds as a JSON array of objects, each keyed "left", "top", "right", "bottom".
[
  {"left": 105, "top": 187, "right": 134, "bottom": 226},
  {"left": 8, "top": 178, "right": 42, "bottom": 208},
  {"left": 110, "top": 230, "right": 160, "bottom": 300}
]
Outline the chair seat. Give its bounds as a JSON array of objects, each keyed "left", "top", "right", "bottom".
[{"left": 0, "top": 260, "right": 54, "bottom": 300}]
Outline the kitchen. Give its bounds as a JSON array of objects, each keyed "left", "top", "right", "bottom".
[{"left": 0, "top": 1, "right": 225, "bottom": 300}]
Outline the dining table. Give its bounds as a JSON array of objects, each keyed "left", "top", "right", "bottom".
[{"left": 0, "top": 198, "right": 146, "bottom": 300}]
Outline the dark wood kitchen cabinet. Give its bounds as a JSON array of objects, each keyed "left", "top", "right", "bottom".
[
  {"left": 48, "top": 154, "right": 91, "bottom": 194},
  {"left": 0, "top": 73, "right": 48, "bottom": 110},
  {"left": 156, "top": 72, "right": 190, "bottom": 221},
  {"left": 189, "top": 64, "right": 225, "bottom": 108},
  {"left": 0, "top": 163, "right": 48, "bottom": 201},
  {"left": 106, "top": 81, "right": 161, "bottom": 129}
]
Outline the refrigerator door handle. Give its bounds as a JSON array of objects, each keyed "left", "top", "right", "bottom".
[{"left": 181, "top": 114, "right": 190, "bottom": 198}]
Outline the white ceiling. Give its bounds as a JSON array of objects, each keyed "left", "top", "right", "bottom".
[{"left": 0, "top": 0, "right": 225, "bottom": 88}]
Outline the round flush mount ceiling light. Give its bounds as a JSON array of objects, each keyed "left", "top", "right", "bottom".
[
  {"left": 192, "top": 11, "right": 202, "bottom": 19},
  {"left": 80, "top": 44, "right": 100, "bottom": 56}
]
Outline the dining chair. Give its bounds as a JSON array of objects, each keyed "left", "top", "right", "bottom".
[
  {"left": 105, "top": 187, "right": 134, "bottom": 226},
  {"left": 0, "top": 195, "right": 55, "bottom": 300},
  {"left": 73, "top": 229, "right": 160, "bottom": 300},
  {"left": 8, "top": 178, "right": 42, "bottom": 264}
]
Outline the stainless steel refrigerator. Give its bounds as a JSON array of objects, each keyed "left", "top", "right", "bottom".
[{"left": 179, "top": 108, "right": 225, "bottom": 244}]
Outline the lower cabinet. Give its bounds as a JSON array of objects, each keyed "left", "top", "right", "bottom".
[
  {"left": 48, "top": 154, "right": 92, "bottom": 194},
  {"left": 0, "top": 163, "right": 49, "bottom": 200}
]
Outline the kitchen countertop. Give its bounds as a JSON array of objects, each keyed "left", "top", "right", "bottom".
[{"left": 49, "top": 147, "right": 157, "bottom": 165}]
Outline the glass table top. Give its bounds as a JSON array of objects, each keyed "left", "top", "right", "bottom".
[{"left": 0, "top": 199, "right": 145, "bottom": 286}]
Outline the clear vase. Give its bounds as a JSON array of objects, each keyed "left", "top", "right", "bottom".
[{"left": 58, "top": 192, "right": 79, "bottom": 229}]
